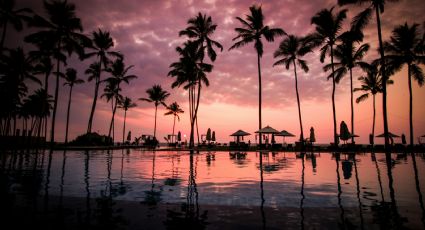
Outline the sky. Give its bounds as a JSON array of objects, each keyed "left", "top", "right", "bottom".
[{"left": 7, "top": 0, "right": 425, "bottom": 144}]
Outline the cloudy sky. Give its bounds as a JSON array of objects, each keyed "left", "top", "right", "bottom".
[{"left": 8, "top": 0, "right": 425, "bottom": 144}]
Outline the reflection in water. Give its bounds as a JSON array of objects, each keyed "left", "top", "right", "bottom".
[
  {"left": 0, "top": 150, "right": 424, "bottom": 229},
  {"left": 300, "top": 152, "right": 305, "bottom": 230},
  {"left": 411, "top": 153, "right": 425, "bottom": 228},
  {"left": 353, "top": 154, "right": 365, "bottom": 230},
  {"left": 259, "top": 152, "right": 266, "bottom": 230},
  {"left": 164, "top": 151, "right": 208, "bottom": 229},
  {"left": 334, "top": 153, "right": 346, "bottom": 228}
]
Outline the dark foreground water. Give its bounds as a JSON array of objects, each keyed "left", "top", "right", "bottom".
[{"left": 0, "top": 150, "right": 424, "bottom": 229}]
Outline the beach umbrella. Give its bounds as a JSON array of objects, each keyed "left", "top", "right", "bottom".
[
  {"left": 255, "top": 125, "right": 280, "bottom": 134},
  {"left": 276, "top": 130, "right": 295, "bottom": 137},
  {"left": 339, "top": 121, "right": 351, "bottom": 143},
  {"left": 401, "top": 134, "right": 406, "bottom": 145},
  {"left": 376, "top": 132, "right": 400, "bottom": 138},
  {"left": 255, "top": 126, "right": 279, "bottom": 145},
  {"left": 127, "top": 131, "right": 131, "bottom": 142},
  {"left": 309, "top": 127, "right": 316, "bottom": 143},
  {"left": 177, "top": 131, "right": 181, "bottom": 142},
  {"left": 275, "top": 130, "right": 295, "bottom": 143},
  {"left": 212, "top": 131, "right": 216, "bottom": 142},
  {"left": 230, "top": 130, "right": 251, "bottom": 136},
  {"left": 230, "top": 130, "right": 251, "bottom": 143},
  {"left": 206, "top": 128, "right": 211, "bottom": 143}
]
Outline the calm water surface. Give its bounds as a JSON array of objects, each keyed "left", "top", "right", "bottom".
[{"left": 1, "top": 150, "right": 424, "bottom": 229}]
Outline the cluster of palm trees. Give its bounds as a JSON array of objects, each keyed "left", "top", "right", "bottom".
[
  {"left": 168, "top": 12, "right": 223, "bottom": 148},
  {"left": 228, "top": 3, "right": 424, "bottom": 149},
  {"left": 0, "top": 0, "right": 139, "bottom": 145},
  {"left": 1, "top": 0, "right": 424, "bottom": 149}
]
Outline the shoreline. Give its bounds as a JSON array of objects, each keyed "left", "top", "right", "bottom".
[{"left": 1, "top": 143, "right": 424, "bottom": 153}]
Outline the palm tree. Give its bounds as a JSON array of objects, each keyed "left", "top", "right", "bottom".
[
  {"left": 229, "top": 5, "right": 286, "bottom": 146},
  {"left": 273, "top": 34, "right": 314, "bottom": 144},
  {"left": 101, "top": 78, "right": 122, "bottom": 143},
  {"left": 118, "top": 97, "right": 136, "bottom": 144},
  {"left": 324, "top": 30, "right": 369, "bottom": 143},
  {"left": 0, "top": 0, "right": 32, "bottom": 50},
  {"left": 139, "top": 85, "right": 170, "bottom": 139},
  {"left": 311, "top": 7, "right": 347, "bottom": 147},
  {"left": 168, "top": 41, "right": 212, "bottom": 148},
  {"left": 164, "top": 102, "right": 184, "bottom": 143},
  {"left": 0, "top": 47, "right": 40, "bottom": 136},
  {"left": 354, "top": 63, "right": 393, "bottom": 146},
  {"left": 63, "top": 68, "right": 84, "bottom": 144},
  {"left": 104, "top": 58, "right": 137, "bottom": 143},
  {"left": 25, "top": 0, "right": 91, "bottom": 145},
  {"left": 21, "top": 88, "right": 53, "bottom": 140},
  {"left": 179, "top": 12, "right": 223, "bottom": 144},
  {"left": 384, "top": 23, "right": 425, "bottom": 147},
  {"left": 338, "top": 0, "right": 400, "bottom": 150},
  {"left": 84, "top": 29, "right": 122, "bottom": 133}
]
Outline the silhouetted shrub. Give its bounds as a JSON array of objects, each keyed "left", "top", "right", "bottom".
[{"left": 69, "top": 132, "right": 112, "bottom": 146}]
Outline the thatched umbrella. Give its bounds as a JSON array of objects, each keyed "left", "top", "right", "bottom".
[
  {"left": 276, "top": 130, "right": 295, "bottom": 143},
  {"left": 255, "top": 126, "right": 279, "bottom": 144},
  {"left": 230, "top": 130, "right": 251, "bottom": 143}
]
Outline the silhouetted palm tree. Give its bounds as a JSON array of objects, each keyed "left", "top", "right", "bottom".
[
  {"left": 21, "top": 88, "right": 53, "bottom": 139},
  {"left": 25, "top": 0, "right": 91, "bottom": 145},
  {"left": 179, "top": 12, "right": 222, "bottom": 144},
  {"left": 311, "top": 7, "right": 347, "bottom": 146},
  {"left": 104, "top": 58, "right": 137, "bottom": 143},
  {"left": 324, "top": 30, "right": 369, "bottom": 143},
  {"left": 384, "top": 23, "right": 425, "bottom": 147},
  {"left": 338, "top": 0, "right": 400, "bottom": 150},
  {"left": 63, "top": 68, "right": 84, "bottom": 144},
  {"left": 273, "top": 34, "right": 314, "bottom": 144},
  {"left": 229, "top": 5, "right": 285, "bottom": 146},
  {"left": 118, "top": 97, "right": 136, "bottom": 144},
  {"left": 139, "top": 85, "right": 170, "bottom": 139},
  {"left": 164, "top": 102, "right": 184, "bottom": 143},
  {"left": 168, "top": 41, "right": 212, "bottom": 148},
  {"left": 85, "top": 29, "right": 122, "bottom": 133},
  {"left": 0, "top": 47, "right": 40, "bottom": 136},
  {"left": 0, "top": 0, "right": 32, "bottom": 50},
  {"left": 354, "top": 63, "right": 393, "bottom": 145},
  {"left": 30, "top": 49, "right": 53, "bottom": 138}
]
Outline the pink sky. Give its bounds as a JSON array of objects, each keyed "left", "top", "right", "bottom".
[{"left": 8, "top": 0, "right": 425, "bottom": 144}]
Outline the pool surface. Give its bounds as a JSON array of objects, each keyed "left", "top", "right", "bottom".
[{"left": 1, "top": 150, "right": 424, "bottom": 229}]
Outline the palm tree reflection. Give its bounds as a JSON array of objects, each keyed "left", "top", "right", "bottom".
[
  {"left": 300, "top": 152, "right": 305, "bottom": 230},
  {"left": 411, "top": 152, "right": 425, "bottom": 227},
  {"left": 164, "top": 151, "right": 208, "bottom": 229}
]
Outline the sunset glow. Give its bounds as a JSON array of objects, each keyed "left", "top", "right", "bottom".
[{"left": 6, "top": 0, "right": 425, "bottom": 144}]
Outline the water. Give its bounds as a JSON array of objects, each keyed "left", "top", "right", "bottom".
[{"left": 1, "top": 150, "right": 424, "bottom": 229}]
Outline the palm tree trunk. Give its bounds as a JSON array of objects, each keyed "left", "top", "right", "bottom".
[
  {"left": 407, "top": 64, "right": 414, "bottom": 147},
  {"left": 190, "top": 85, "right": 196, "bottom": 148},
  {"left": 330, "top": 46, "right": 338, "bottom": 147},
  {"left": 154, "top": 105, "right": 158, "bottom": 139},
  {"left": 44, "top": 72, "right": 50, "bottom": 139},
  {"left": 87, "top": 60, "right": 102, "bottom": 134},
  {"left": 376, "top": 7, "right": 389, "bottom": 150},
  {"left": 350, "top": 68, "right": 355, "bottom": 144},
  {"left": 194, "top": 83, "right": 202, "bottom": 145},
  {"left": 122, "top": 110, "right": 127, "bottom": 144},
  {"left": 108, "top": 98, "right": 118, "bottom": 144},
  {"left": 372, "top": 94, "right": 376, "bottom": 146},
  {"left": 172, "top": 115, "right": 176, "bottom": 143},
  {"left": 0, "top": 20, "right": 8, "bottom": 50},
  {"left": 87, "top": 77, "right": 100, "bottom": 133},
  {"left": 293, "top": 61, "right": 304, "bottom": 145},
  {"left": 50, "top": 41, "right": 61, "bottom": 146},
  {"left": 257, "top": 52, "right": 262, "bottom": 146},
  {"left": 65, "top": 85, "right": 73, "bottom": 144}
]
